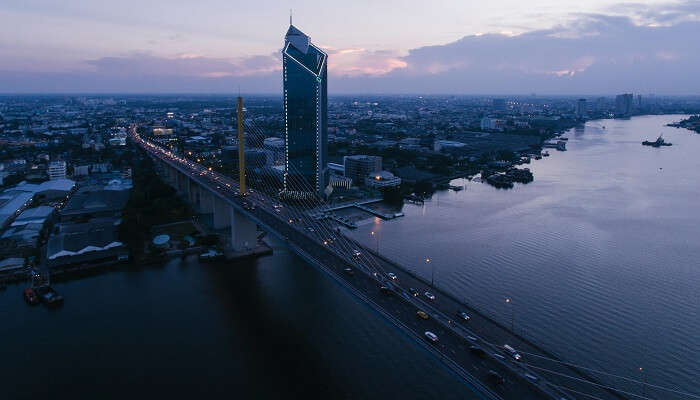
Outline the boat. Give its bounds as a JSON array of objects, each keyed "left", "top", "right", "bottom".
[
  {"left": 642, "top": 134, "right": 672, "bottom": 147},
  {"left": 199, "top": 249, "right": 224, "bottom": 262},
  {"left": 23, "top": 287, "right": 39, "bottom": 305},
  {"left": 35, "top": 285, "right": 64, "bottom": 307}
]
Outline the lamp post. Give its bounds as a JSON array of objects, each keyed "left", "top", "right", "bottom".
[
  {"left": 505, "top": 297, "right": 514, "bottom": 332},
  {"left": 639, "top": 367, "right": 646, "bottom": 397},
  {"left": 426, "top": 257, "right": 434, "bottom": 287},
  {"left": 371, "top": 230, "right": 379, "bottom": 253}
]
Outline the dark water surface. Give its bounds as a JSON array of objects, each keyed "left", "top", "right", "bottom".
[
  {"left": 348, "top": 115, "right": 700, "bottom": 399},
  {"left": 1, "top": 242, "right": 475, "bottom": 399}
]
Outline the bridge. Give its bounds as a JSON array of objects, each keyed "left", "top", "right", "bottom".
[{"left": 129, "top": 101, "right": 632, "bottom": 400}]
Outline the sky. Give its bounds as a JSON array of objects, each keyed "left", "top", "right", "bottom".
[{"left": 1, "top": 0, "right": 699, "bottom": 94}]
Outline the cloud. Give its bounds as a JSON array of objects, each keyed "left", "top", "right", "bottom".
[
  {"left": 337, "top": 5, "right": 700, "bottom": 94},
  {"left": 2, "top": 1, "right": 700, "bottom": 94},
  {"left": 322, "top": 47, "right": 407, "bottom": 77},
  {"left": 85, "top": 52, "right": 281, "bottom": 78}
]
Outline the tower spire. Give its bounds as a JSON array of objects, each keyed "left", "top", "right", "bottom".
[{"left": 289, "top": 9, "right": 292, "bottom": 26}]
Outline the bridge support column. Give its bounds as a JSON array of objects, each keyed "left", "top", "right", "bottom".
[
  {"left": 212, "top": 198, "right": 231, "bottom": 230},
  {"left": 230, "top": 207, "right": 257, "bottom": 252},
  {"left": 199, "top": 188, "right": 213, "bottom": 214},
  {"left": 189, "top": 183, "right": 200, "bottom": 212}
]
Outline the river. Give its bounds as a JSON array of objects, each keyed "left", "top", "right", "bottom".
[
  {"left": 347, "top": 114, "right": 700, "bottom": 399},
  {"left": 3, "top": 115, "right": 698, "bottom": 400},
  {"left": 1, "top": 241, "right": 477, "bottom": 399}
]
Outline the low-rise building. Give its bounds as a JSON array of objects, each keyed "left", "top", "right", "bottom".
[
  {"left": 344, "top": 155, "right": 382, "bottom": 186},
  {"left": 480, "top": 117, "right": 506, "bottom": 131},
  {"left": 365, "top": 171, "right": 402, "bottom": 188},
  {"left": 48, "top": 160, "right": 67, "bottom": 180},
  {"left": 46, "top": 218, "right": 128, "bottom": 268}
]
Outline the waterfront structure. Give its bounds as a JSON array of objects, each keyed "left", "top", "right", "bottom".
[
  {"left": 344, "top": 155, "right": 382, "bottom": 186},
  {"left": 48, "top": 160, "right": 67, "bottom": 180},
  {"left": 576, "top": 98, "right": 587, "bottom": 119},
  {"left": 615, "top": 93, "right": 634, "bottom": 117},
  {"left": 282, "top": 20, "right": 328, "bottom": 198},
  {"left": 365, "top": 171, "right": 401, "bottom": 189}
]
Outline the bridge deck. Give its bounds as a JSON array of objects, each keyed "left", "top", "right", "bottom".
[{"left": 134, "top": 130, "right": 626, "bottom": 400}]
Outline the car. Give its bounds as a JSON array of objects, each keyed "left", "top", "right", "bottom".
[
  {"left": 458, "top": 311, "right": 471, "bottom": 321},
  {"left": 503, "top": 344, "right": 522, "bottom": 361},
  {"left": 424, "top": 291, "right": 436, "bottom": 300},
  {"left": 409, "top": 288, "right": 419, "bottom": 296},
  {"left": 379, "top": 285, "right": 392, "bottom": 295},
  {"left": 524, "top": 373, "right": 539, "bottom": 383},
  {"left": 387, "top": 272, "right": 397, "bottom": 280},
  {"left": 306, "top": 227, "right": 315, "bottom": 232},
  {"left": 493, "top": 353, "right": 506, "bottom": 361},
  {"left": 469, "top": 345, "right": 486, "bottom": 358},
  {"left": 486, "top": 370, "right": 505, "bottom": 385},
  {"left": 424, "top": 331, "right": 439, "bottom": 343},
  {"left": 416, "top": 310, "right": 429, "bottom": 320},
  {"left": 352, "top": 250, "right": 361, "bottom": 257},
  {"left": 343, "top": 267, "right": 354, "bottom": 275}
]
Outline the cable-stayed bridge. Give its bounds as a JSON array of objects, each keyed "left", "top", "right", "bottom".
[{"left": 127, "top": 106, "right": 654, "bottom": 400}]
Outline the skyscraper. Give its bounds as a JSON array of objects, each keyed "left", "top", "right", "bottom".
[
  {"left": 615, "top": 93, "right": 634, "bottom": 117},
  {"left": 282, "top": 19, "right": 328, "bottom": 199},
  {"left": 576, "top": 98, "right": 587, "bottom": 119}
]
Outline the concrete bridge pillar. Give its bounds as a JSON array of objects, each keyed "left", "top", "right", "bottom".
[
  {"left": 199, "top": 188, "right": 214, "bottom": 214},
  {"left": 189, "top": 183, "right": 200, "bottom": 212},
  {"left": 212, "top": 198, "right": 231, "bottom": 230},
  {"left": 231, "top": 207, "right": 257, "bottom": 251},
  {"left": 169, "top": 166, "right": 177, "bottom": 186}
]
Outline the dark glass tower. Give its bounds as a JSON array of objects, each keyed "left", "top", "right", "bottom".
[{"left": 283, "top": 22, "right": 328, "bottom": 199}]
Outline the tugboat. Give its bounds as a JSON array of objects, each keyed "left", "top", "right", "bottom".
[
  {"left": 35, "top": 285, "right": 64, "bottom": 307},
  {"left": 642, "top": 134, "right": 672, "bottom": 147},
  {"left": 23, "top": 287, "right": 40, "bottom": 305}
]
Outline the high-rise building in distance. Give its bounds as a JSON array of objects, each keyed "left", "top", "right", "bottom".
[
  {"left": 615, "top": 93, "right": 634, "bottom": 117},
  {"left": 576, "top": 98, "right": 587, "bottom": 118},
  {"left": 282, "top": 20, "right": 328, "bottom": 198}
]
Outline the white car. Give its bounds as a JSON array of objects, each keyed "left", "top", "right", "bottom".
[
  {"left": 424, "top": 291, "right": 436, "bottom": 301},
  {"left": 503, "top": 344, "right": 522, "bottom": 361},
  {"left": 387, "top": 272, "right": 397, "bottom": 280},
  {"left": 424, "top": 331, "right": 439, "bottom": 343}
]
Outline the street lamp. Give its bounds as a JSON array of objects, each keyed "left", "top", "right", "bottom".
[
  {"left": 505, "top": 297, "right": 514, "bottom": 332},
  {"left": 425, "top": 257, "right": 434, "bottom": 287},
  {"left": 639, "top": 367, "right": 647, "bottom": 397}
]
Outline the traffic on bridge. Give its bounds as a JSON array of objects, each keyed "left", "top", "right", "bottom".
[{"left": 131, "top": 126, "right": 623, "bottom": 400}]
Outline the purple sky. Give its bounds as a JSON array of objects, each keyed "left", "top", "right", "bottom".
[{"left": 1, "top": 0, "right": 699, "bottom": 94}]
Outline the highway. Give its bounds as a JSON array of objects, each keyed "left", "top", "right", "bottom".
[{"left": 132, "top": 131, "right": 626, "bottom": 400}]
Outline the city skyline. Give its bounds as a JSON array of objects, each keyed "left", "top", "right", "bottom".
[{"left": 1, "top": 0, "right": 699, "bottom": 94}]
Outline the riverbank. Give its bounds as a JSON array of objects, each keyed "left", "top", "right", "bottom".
[{"left": 668, "top": 114, "right": 700, "bottom": 133}]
